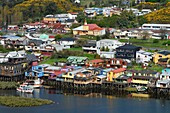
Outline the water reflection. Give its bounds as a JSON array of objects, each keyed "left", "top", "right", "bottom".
[{"left": 0, "top": 89, "right": 170, "bottom": 113}]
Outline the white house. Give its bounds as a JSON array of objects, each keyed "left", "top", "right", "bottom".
[
  {"left": 156, "top": 68, "right": 170, "bottom": 88},
  {"left": 82, "top": 40, "right": 97, "bottom": 53},
  {"left": 114, "top": 30, "right": 129, "bottom": 39},
  {"left": 96, "top": 39, "right": 124, "bottom": 58},
  {"left": 141, "top": 24, "right": 170, "bottom": 30},
  {"left": 136, "top": 50, "right": 153, "bottom": 63},
  {"left": 58, "top": 37, "right": 77, "bottom": 48},
  {"left": 0, "top": 50, "right": 27, "bottom": 63}
]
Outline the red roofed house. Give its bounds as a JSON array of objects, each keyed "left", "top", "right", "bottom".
[
  {"left": 107, "top": 68, "right": 126, "bottom": 82},
  {"left": 72, "top": 20, "right": 106, "bottom": 36},
  {"left": 52, "top": 23, "right": 68, "bottom": 34},
  {"left": 85, "top": 59, "right": 104, "bottom": 67}
]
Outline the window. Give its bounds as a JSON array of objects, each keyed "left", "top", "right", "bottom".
[{"left": 119, "top": 49, "right": 124, "bottom": 52}]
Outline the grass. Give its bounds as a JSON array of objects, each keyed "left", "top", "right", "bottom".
[
  {"left": 128, "top": 63, "right": 163, "bottom": 72},
  {"left": 40, "top": 59, "right": 58, "bottom": 65},
  {"left": 40, "top": 58, "right": 67, "bottom": 65},
  {"left": 119, "top": 38, "right": 170, "bottom": 50},
  {"left": 84, "top": 53, "right": 96, "bottom": 60},
  {"left": 0, "top": 82, "right": 19, "bottom": 89},
  {"left": 0, "top": 96, "right": 54, "bottom": 107},
  {"left": 69, "top": 47, "right": 82, "bottom": 51}
]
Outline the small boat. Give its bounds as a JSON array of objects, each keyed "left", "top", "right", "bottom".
[
  {"left": 136, "top": 86, "right": 147, "bottom": 92},
  {"left": 17, "top": 84, "right": 34, "bottom": 93}
]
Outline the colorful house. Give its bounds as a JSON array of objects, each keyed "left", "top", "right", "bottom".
[
  {"left": 106, "top": 68, "right": 126, "bottom": 82},
  {"left": 105, "top": 58, "right": 127, "bottom": 68},
  {"left": 126, "top": 70, "right": 158, "bottom": 87},
  {"left": 72, "top": 20, "right": 105, "bottom": 36},
  {"left": 116, "top": 75, "right": 131, "bottom": 83},
  {"left": 67, "top": 56, "right": 88, "bottom": 66},
  {"left": 153, "top": 51, "right": 170, "bottom": 64},
  {"left": 62, "top": 67, "right": 84, "bottom": 82},
  {"left": 131, "top": 76, "right": 155, "bottom": 87},
  {"left": 26, "top": 64, "right": 51, "bottom": 78},
  {"left": 74, "top": 69, "right": 93, "bottom": 84},
  {"left": 85, "top": 59, "right": 104, "bottom": 67},
  {"left": 156, "top": 68, "right": 170, "bottom": 88}
]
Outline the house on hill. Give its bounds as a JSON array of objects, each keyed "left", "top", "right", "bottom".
[
  {"left": 72, "top": 20, "right": 105, "bottom": 36},
  {"left": 116, "top": 44, "right": 141, "bottom": 60},
  {"left": 153, "top": 50, "right": 170, "bottom": 66}
]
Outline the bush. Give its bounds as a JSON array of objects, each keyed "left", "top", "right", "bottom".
[
  {"left": 153, "top": 39, "right": 159, "bottom": 43},
  {"left": 162, "top": 40, "right": 170, "bottom": 45},
  {"left": 55, "top": 34, "right": 62, "bottom": 40}
]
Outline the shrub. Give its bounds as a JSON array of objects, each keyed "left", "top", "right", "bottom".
[
  {"left": 162, "top": 40, "right": 170, "bottom": 45},
  {"left": 153, "top": 39, "right": 159, "bottom": 43}
]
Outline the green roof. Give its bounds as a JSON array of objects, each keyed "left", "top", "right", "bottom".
[{"left": 39, "top": 34, "right": 49, "bottom": 40}]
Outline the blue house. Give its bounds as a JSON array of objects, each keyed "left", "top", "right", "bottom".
[{"left": 25, "top": 64, "right": 51, "bottom": 78}]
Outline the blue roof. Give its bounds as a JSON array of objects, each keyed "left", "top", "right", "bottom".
[
  {"left": 2, "top": 35, "right": 21, "bottom": 38},
  {"left": 103, "top": 68, "right": 113, "bottom": 72},
  {"left": 162, "top": 68, "right": 170, "bottom": 75}
]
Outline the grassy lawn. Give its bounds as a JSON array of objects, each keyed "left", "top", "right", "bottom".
[
  {"left": 69, "top": 47, "right": 82, "bottom": 51},
  {"left": 119, "top": 38, "right": 170, "bottom": 50},
  {"left": 84, "top": 53, "right": 96, "bottom": 60},
  {"left": 128, "top": 63, "right": 163, "bottom": 72},
  {"left": 40, "top": 58, "right": 67, "bottom": 65}
]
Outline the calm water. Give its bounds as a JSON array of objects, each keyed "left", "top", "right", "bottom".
[{"left": 0, "top": 89, "right": 170, "bottom": 113}]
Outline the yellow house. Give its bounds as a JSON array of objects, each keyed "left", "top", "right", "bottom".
[
  {"left": 153, "top": 51, "right": 170, "bottom": 63},
  {"left": 72, "top": 20, "right": 105, "bottom": 36},
  {"left": 62, "top": 68, "right": 84, "bottom": 82},
  {"left": 131, "top": 76, "right": 154, "bottom": 86},
  {"left": 43, "top": 17, "right": 57, "bottom": 23},
  {"left": 107, "top": 68, "right": 126, "bottom": 82}
]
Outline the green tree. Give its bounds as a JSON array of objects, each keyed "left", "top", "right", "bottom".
[
  {"left": 75, "top": 39, "right": 88, "bottom": 47},
  {"left": 76, "top": 12, "right": 86, "bottom": 23},
  {"left": 105, "top": 46, "right": 109, "bottom": 52},
  {"left": 55, "top": 34, "right": 62, "bottom": 41}
]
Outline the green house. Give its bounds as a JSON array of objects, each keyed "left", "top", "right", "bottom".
[{"left": 67, "top": 56, "right": 88, "bottom": 66}]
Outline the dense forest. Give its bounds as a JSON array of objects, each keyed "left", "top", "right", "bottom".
[
  {"left": 0, "top": 0, "right": 82, "bottom": 25},
  {"left": 0, "top": 0, "right": 170, "bottom": 28}
]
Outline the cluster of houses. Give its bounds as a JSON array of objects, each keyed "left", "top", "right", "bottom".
[
  {"left": 1, "top": 3, "right": 170, "bottom": 92},
  {"left": 84, "top": 7, "right": 122, "bottom": 17},
  {"left": 0, "top": 33, "right": 78, "bottom": 61},
  {"left": 0, "top": 45, "right": 170, "bottom": 90}
]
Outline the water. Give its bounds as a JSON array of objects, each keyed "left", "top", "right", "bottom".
[{"left": 0, "top": 89, "right": 170, "bottom": 113}]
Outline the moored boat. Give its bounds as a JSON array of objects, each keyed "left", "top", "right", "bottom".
[
  {"left": 17, "top": 84, "right": 34, "bottom": 93},
  {"left": 136, "top": 86, "right": 147, "bottom": 92}
]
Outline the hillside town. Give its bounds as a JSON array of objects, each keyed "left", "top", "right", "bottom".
[{"left": 1, "top": 0, "right": 170, "bottom": 98}]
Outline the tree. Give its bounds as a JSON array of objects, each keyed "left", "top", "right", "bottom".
[
  {"left": 105, "top": 46, "right": 109, "bottom": 52},
  {"left": 45, "top": 2, "right": 60, "bottom": 15},
  {"left": 142, "top": 31, "right": 150, "bottom": 40},
  {"left": 55, "top": 34, "right": 62, "bottom": 41},
  {"left": 75, "top": 39, "right": 88, "bottom": 47},
  {"left": 160, "top": 29, "right": 168, "bottom": 39},
  {"left": 101, "top": 46, "right": 105, "bottom": 51},
  {"left": 76, "top": 12, "right": 86, "bottom": 23}
]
